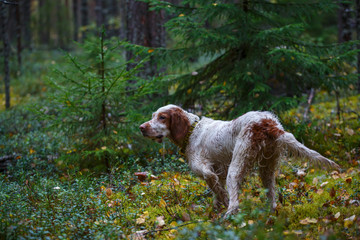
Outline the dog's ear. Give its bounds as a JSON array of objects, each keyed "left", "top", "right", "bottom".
[{"left": 169, "top": 108, "right": 190, "bottom": 145}]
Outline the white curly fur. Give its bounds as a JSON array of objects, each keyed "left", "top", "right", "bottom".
[{"left": 140, "top": 105, "right": 340, "bottom": 218}]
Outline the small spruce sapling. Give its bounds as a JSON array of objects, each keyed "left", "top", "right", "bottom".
[{"left": 44, "top": 28, "right": 156, "bottom": 170}]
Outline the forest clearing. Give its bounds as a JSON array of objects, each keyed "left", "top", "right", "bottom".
[{"left": 1, "top": 0, "right": 360, "bottom": 239}]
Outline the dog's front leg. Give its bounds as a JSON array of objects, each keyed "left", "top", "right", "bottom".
[
  {"left": 190, "top": 158, "right": 228, "bottom": 209},
  {"left": 205, "top": 176, "right": 229, "bottom": 210}
]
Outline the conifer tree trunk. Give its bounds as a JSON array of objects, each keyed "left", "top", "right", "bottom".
[
  {"left": 80, "top": 0, "right": 88, "bottom": 41},
  {"left": 337, "top": 1, "right": 352, "bottom": 119},
  {"left": 99, "top": 28, "right": 110, "bottom": 170},
  {"left": 357, "top": 0, "right": 360, "bottom": 93},
  {"left": 95, "top": 0, "right": 109, "bottom": 29},
  {"left": 109, "top": 0, "right": 119, "bottom": 18},
  {"left": 56, "top": 0, "right": 65, "bottom": 48},
  {"left": 108, "top": 0, "right": 119, "bottom": 37},
  {"left": 22, "top": 0, "right": 31, "bottom": 49},
  {"left": 73, "top": 0, "right": 79, "bottom": 41},
  {"left": 119, "top": 0, "right": 126, "bottom": 40},
  {"left": 100, "top": 30, "right": 106, "bottom": 132},
  {"left": 338, "top": 2, "right": 352, "bottom": 43},
  {"left": 126, "top": 1, "right": 165, "bottom": 76},
  {"left": 1, "top": 2, "right": 11, "bottom": 109},
  {"left": 15, "top": 0, "right": 22, "bottom": 71},
  {"left": 38, "top": 0, "right": 50, "bottom": 45},
  {"left": 95, "top": 0, "right": 103, "bottom": 28}
]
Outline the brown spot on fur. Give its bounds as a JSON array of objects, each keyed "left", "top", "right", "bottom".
[
  {"left": 250, "top": 118, "right": 284, "bottom": 147},
  {"left": 166, "top": 107, "right": 190, "bottom": 146}
]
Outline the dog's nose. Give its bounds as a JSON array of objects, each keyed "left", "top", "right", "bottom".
[{"left": 139, "top": 124, "right": 146, "bottom": 132}]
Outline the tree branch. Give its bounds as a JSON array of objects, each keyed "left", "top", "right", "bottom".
[{"left": 144, "top": 220, "right": 205, "bottom": 236}]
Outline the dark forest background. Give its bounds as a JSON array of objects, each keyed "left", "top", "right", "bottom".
[{"left": 1, "top": 0, "right": 360, "bottom": 111}]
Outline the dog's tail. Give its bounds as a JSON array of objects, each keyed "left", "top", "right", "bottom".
[{"left": 277, "top": 132, "right": 340, "bottom": 170}]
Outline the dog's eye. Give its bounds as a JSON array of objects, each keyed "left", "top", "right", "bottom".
[{"left": 159, "top": 116, "right": 166, "bottom": 120}]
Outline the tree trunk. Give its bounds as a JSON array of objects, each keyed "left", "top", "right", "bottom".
[
  {"left": 22, "top": 0, "right": 31, "bottom": 49},
  {"left": 99, "top": 28, "right": 110, "bottom": 170},
  {"left": 357, "top": 0, "right": 360, "bottom": 93},
  {"left": 15, "top": 0, "right": 22, "bottom": 71},
  {"left": 108, "top": 0, "right": 119, "bottom": 37},
  {"left": 303, "top": 88, "right": 315, "bottom": 120},
  {"left": 1, "top": 3, "right": 11, "bottom": 109},
  {"left": 119, "top": 0, "right": 126, "bottom": 40},
  {"left": 95, "top": 0, "right": 103, "bottom": 28},
  {"left": 338, "top": 2, "right": 352, "bottom": 43},
  {"left": 109, "top": 0, "right": 119, "bottom": 17},
  {"left": 73, "top": 0, "right": 79, "bottom": 41},
  {"left": 99, "top": 28, "right": 106, "bottom": 132},
  {"left": 336, "top": 1, "right": 353, "bottom": 118},
  {"left": 95, "top": 0, "right": 109, "bottom": 29},
  {"left": 80, "top": 0, "right": 88, "bottom": 41},
  {"left": 56, "top": 0, "right": 65, "bottom": 48},
  {"left": 38, "top": 0, "right": 51, "bottom": 45},
  {"left": 126, "top": 1, "right": 165, "bottom": 76}
]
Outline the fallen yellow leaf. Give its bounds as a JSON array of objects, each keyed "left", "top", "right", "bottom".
[
  {"left": 106, "top": 188, "right": 113, "bottom": 197},
  {"left": 159, "top": 198, "right": 167, "bottom": 208},
  {"left": 344, "top": 215, "right": 356, "bottom": 228}
]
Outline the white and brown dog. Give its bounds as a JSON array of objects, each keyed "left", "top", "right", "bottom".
[{"left": 139, "top": 104, "right": 339, "bottom": 218}]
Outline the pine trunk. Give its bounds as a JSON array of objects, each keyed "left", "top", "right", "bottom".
[
  {"left": 126, "top": 1, "right": 165, "bottom": 76},
  {"left": 73, "top": 0, "right": 79, "bottom": 41},
  {"left": 57, "top": 0, "right": 64, "bottom": 48},
  {"left": 357, "top": 0, "right": 360, "bottom": 93},
  {"left": 95, "top": 0, "right": 103, "bottom": 28},
  {"left": 22, "top": 0, "right": 31, "bottom": 49},
  {"left": 1, "top": 3, "right": 11, "bottom": 109},
  {"left": 108, "top": 0, "right": 119, "bottom": 37},
  {"left": 16, "top": 0, "right": 22, "bottom": 71},
  {"left": 80, "top": 0, "right": 88, "bottom": 41},
  {"left": 338, "top": 2, "right": 352, "bottom": 43},
  {"left": 99, "top": 29, "right": 110, "bottom": 170},
  {"left": 100, "top": 29, "right": 106, "bottom": 132},
  {"left": 119, "top": 0, "right": 126, "bottom": 40},
  {"left": 337, "top": 1, "right": 352, "bottom": 118},
  {"left": 95, "top": 0, "right": 109, "bottom": 30},
  {"left": 38, "top": 0, "right": 50, "bottom": 45}
]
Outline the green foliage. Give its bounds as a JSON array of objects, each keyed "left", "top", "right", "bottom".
[
  {"left": 0, "top": 105, "right": 66, "bottom": 159},
  {"left": 281, "top": 93, "right": 360, "bottom": 167},
  {"left": 39, "top": 29, "right": 159, "bottom": 169},
  {"left": 144, "top": 0, "right": 358, "bottom": 117}
]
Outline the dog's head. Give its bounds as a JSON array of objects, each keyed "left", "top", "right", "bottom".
[{"left": 139, "top": 105, "right": 197, "bottom": 146}]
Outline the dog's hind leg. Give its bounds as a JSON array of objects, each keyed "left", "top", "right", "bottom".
[
  {"left": 224, "top": 142, "right": 253, "bottom": 218},
  {"left": 259, "top": 155, "right": 279, "bottom": 211}
]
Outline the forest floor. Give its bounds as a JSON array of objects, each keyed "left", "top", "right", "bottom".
[
  {"left": 0, "top": 52, "right": 360, "bottom": 239},
  {"left": 1, "top": 94, "right": 359, "bottom": 239}
]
